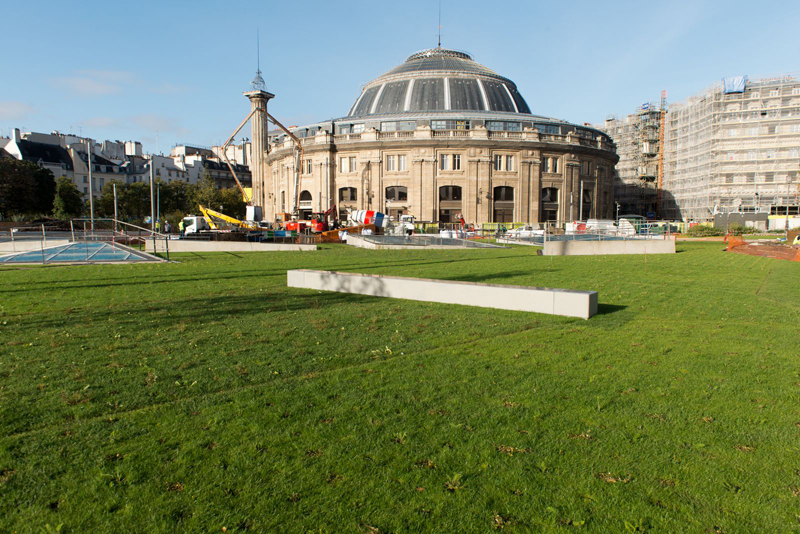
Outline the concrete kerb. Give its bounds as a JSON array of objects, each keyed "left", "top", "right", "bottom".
[
  {"left": 287, "top": 269, "right": 598, "bottom": 319},
  {"left": 145, "top": 240, "right": 317, "bottom": 253}
]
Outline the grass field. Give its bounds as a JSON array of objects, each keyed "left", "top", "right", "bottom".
[{"left": 1, "top": 242, "right": 799, "bottom": 533}]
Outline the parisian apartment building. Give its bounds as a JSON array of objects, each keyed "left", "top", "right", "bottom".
[{"left": 0, "top": 128, "right": 251, "bottom": 198}]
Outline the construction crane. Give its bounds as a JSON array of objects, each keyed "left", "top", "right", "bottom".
[
  {"left": 198, "top": 205, "right": 258, "bottom": 230},
  {"left": 218, "top": 107, "right": 304, "bottom": 216}
]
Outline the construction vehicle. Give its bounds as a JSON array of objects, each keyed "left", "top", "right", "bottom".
[
  {"left": 182, "top": 205, "right": 258, "bottom": 237},
  {"left": 182, "top": 215, "right": 212, "bottom": 236},
  {"left": 309, "top": 204, "right": 338, "bottom": 233}
]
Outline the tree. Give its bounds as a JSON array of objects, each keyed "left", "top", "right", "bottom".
[
  {"left": 189, "top": 171, "right": 222, "bottom": 212},
  {"left": 0, "top": 159, "right": 56, "bottom": 219},
  {"left": 97, "top": 179, "right": 126, "bottom": 218},
  {"left": 219, "top": 187, "right": 247, "bottom": 219},
  {"left": 52, "top": 177, "right": 84, "bottom": 219}
]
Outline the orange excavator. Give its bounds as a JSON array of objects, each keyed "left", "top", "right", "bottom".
[{"left": 309, "top": 204, "right": 338, "bottom": 233}]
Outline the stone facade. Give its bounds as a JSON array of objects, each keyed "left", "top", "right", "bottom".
[
  {"left": 261, "top": 127, "right": 617, "bottom": 225},
  {"left": 251, "top": 48, "right": 618, "bottom": 225}
]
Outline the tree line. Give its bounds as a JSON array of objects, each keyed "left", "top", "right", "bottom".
[{"left": 0, "top": 159, "right": 245, "bottom": 225}]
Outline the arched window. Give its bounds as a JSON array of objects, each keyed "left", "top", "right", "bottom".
[
  {"left": 300, "top": 190, "right": 312, "bottom": 201},
  {"left": 493, "top": 186, "right": 514, "bottom": 202},
  {"left": 541, "top": 187, "right": 558, "bottom": 203},
  {"left": 439, "top": 186, "right": 462, "bottom": 202},
  {"left": 438, "top": 186, "right": 462, "bottom": 223},
  {"left": 541, "top": 187, "right": 559, "bottom": 223},
  {"left": 339, "top": 187, "right": 357, "bottom": 202},
  {"left": 493, "top": 186, "right": 514, "bottom": 223},
  {"left": 385, "top": 186, "right": 408, "bottom": 202}
]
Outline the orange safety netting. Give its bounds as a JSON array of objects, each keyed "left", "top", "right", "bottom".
[{"left": 723, "top": 234, "right": 747, "bottom": 251}]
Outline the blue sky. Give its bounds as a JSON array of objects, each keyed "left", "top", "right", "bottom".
[{"left": 1, "top": 0, "right": 798, "bottom": 153}]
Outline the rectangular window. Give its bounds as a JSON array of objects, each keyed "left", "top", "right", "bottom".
[
  {"left": 790, "top": 148, "right": 799, "bottom": 158},
  {"left": 452, "top": 154, "right": 461, "bottom": 171},
  {"left": 398, "top": 154, "right": 407, "bottom": 171},
  {"left": 581, "top": 161, "right": 591, "bottom": 175},
  {"left": 349, "top": 157, "right": 357, "bottom": 172},
  {"left": 748, "top": 150, "right": 757, "bottom": 160},
  {"left": 431, "top": 120, "right": 470, "bottom": 130},
  {"left": 340, "top": 158, "right": 347, "bottom": 173},
  {"left": 83, "top": 176, "right": 88, "bottom": 183},
  {"left": 381, "top": 121, "right": 416, "bottom": 131},
  {"left": 542, "top": 157, "right": 550, "bottom": 173},
  {"left": 83, "top": 187, "right": 87, "bottom": 193},
  {"left": 535, "top": 123, "right": 561, "bottom": 135},
  {"left": 386, "top": 155, "right": 395, "bottom": 171},
  {"left": 487, "top": 121, "right": 521, "bottom": 131},
  {"left": 305, "top": 159, "right": 313, "bottom": 174},
  {"left": 793, "top": 88, "right": 800, "bottom": 95},
  {"left": 552, "top": 157, "right": 559, "bottom": 173},
  {"left": 494, "top": 155, "right": 503, "bottom": 171},
  {"left": 352, "top": 124, "right": 365, "bottom": 134},
  {"left": 440, "top": 154, "right": 449, "bottom": 171},
  {"left": 505, "top": 155, "right": 514, "bottom": 171},
  {"left": 751, "top": 92, "right": 760, "bottom": 99},
  {"left": 770, "top": 90, "right": 779, "bottom": 97},
  {"left": 791, "top": 125, "right": 800, "bottom": 133}
]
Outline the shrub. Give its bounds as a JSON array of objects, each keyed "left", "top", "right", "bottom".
[{"left": 685, "top": 224, "right": 725, "bottom": 237}]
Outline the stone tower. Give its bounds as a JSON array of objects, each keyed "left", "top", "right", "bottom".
[{"left": 244, "top": 68, "right": 273, "bottom": 219}]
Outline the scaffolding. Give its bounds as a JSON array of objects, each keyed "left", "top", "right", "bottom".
[
  {"left": 663, "top": 74, "right": 800, "bottom": 221},
  {"left": 601, "top": 101, "right": 666, "bottom": 217}
]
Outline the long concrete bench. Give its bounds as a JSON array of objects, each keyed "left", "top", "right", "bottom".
[
  {"left": 287, "top": 269, "right": 598, "bottom": 319},
  {"left": 543, "top": 237, "right": 676, "bottom": 256}
]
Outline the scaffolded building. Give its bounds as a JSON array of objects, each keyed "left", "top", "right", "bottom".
[
  {"left": 601, "top": 75, "right": 800, "bottom": 222},
  {"left": 602, "top": 102, "right": 664, "bottom": 217},
  {"left": 664, "top": 75, "right": 800, "bottom": 221}
]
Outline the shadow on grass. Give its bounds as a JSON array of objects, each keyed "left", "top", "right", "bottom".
[
  {"left": 595, "top": 303, "right": 627, "bottom": 316},
  {"left": 439, "top": 270, "right": 548, "bottom": 284}
]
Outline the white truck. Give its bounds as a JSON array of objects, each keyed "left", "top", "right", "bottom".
[{"left": 181, "top": 215, "right": 211, "bottom": 236}]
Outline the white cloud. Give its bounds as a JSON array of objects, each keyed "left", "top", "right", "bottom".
[
  {"left": 55, "top": 76, "right": 121, "bottom": 96},
  {"left": 77, "top": 69, "right": 138, "bottom": 84},
  {"left": 80, "top": 116, "right": 123, "bottom": 128},
  {"left": 0, "top": 101, "right": 34, "bottom": 121},
  {"left": 53, "top": 69, "right": 139, "bottom": 96},
  {"left": 150, "top": 82, "right": 186, "bottom": 94}
]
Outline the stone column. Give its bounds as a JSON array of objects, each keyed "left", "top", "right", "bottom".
[
  {"left": 419, "top": 154, "right": 437, "bottom": 221},
  {"left": 244, "top": 88, "right": 274, "bottom": 217},
  {"left": 563, "top": 161, "right": 578, "bottom": 223},
  {"left": 530, "top": 157, "right": 541, "bottom": 224},
  {"left": 477, "top": 159, "right": 491, "bottom": 224}
]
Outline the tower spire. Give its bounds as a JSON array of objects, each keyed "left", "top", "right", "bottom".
[
  {"left": 437, "top": 1, "right": 442, "bottom": 48},
  {"left": 250, "top": 28, "right": 266, "bottom": 91}
]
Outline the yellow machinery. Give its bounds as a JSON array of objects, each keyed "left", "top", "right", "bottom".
[{"left": 198, "top": 205, "right": 258, "bottom": 231}]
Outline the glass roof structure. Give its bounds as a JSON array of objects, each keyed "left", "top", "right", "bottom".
[
  {"left": 0, "top": 242, "right": 163, "bottom": 264},
  {"left": 347, "top": 47, "right": 532, "bottom": 118}
]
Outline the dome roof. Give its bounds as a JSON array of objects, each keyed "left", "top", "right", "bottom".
[{"left": 346, "top": 47, "right": 532, "bottom": 118}]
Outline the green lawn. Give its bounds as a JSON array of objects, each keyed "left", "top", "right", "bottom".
[{"left": 1, "top": 243, "right": 799, "bottom": 533}]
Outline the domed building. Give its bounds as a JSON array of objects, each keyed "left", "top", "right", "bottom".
[{"left": 253, "top": 47, "right": 618, "bottom": 225}]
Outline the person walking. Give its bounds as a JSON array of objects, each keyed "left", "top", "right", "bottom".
[
  {"left": 164, "top": 220, "right": 171, "bottom": 234},
  {"left": 155, "top": 220, "right": 161, "bottom": 233},
  {"left": 178, "top": 219, "right": 185, "bottom": 238}
]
